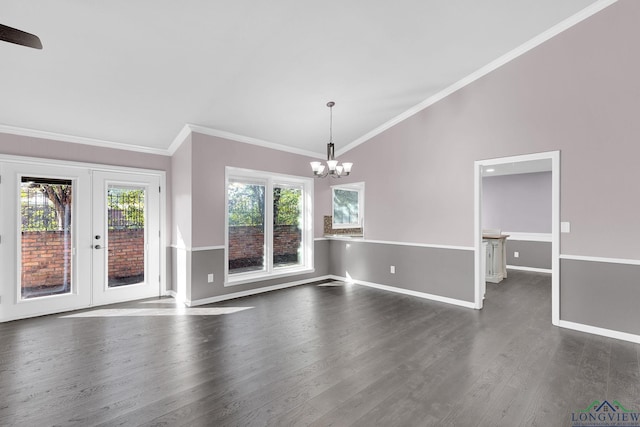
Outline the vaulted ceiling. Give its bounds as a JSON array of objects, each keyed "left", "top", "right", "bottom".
[{"left": 1, "top": 1, "right": 608, "bottom": 156}]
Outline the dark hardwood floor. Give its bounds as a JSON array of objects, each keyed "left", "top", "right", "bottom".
[{"left": 1, "top": 271, "right": 639, "bottom": 426}]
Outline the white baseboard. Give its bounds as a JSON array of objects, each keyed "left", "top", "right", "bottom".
[
  {"left": 170, "top": 274, "right": 475, "bottom": 309},
  {"left": 329, "top": 275, "right": 476, "bottom": 309},
  {"left": 558, "top": 320, "right": 640, "bottom": 344},
  {"left": 506, "top": 265, "right": 552, "bottom": 274},
  {"left": 171, "top": 278, "right": 640, "bottom": 345},
  {"left": 185, "top": 275, "right": 332, "bottom": 307}
]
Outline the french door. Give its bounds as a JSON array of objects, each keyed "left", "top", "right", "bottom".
[
  {"left": 92, "top": 171, "right": 160, "bottom": 305},
  {"left": 0, "top": 160, "right": 162, "bottom": 322}
]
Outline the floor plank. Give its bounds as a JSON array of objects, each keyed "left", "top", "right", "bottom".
[{"left": 1, "top": 272, "right": 639, "bottom": 426}]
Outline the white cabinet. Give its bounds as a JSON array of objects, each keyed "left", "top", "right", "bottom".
[{"left": 483, "top": 234, "right": 508, "bottom": 283}]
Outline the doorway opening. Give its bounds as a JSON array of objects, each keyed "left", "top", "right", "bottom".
[{"left": 474, "top": 151, "right": 560, "bottom": 325}]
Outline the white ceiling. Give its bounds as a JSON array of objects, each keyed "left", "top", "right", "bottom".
[{"left": 1, "top": 1, "right": 608, "bottom": 156}]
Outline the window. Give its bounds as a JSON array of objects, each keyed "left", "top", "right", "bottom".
[
  {"left": 226, "top": 168, "right": 313, "bottom": 284},
  {"left": 332, "top": 182, "right": 364, "bottom": 229}
]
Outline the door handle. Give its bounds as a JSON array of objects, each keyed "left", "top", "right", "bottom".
[{"left": 94, "top": 244, "right": 106, "bottom": 249}]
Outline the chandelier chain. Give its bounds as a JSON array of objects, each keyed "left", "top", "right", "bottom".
[{"left": 329, "top": 104, "right": 333, "bottom": 144}]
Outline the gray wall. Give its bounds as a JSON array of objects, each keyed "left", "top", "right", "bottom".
[
  {"left": 189, "top": 132, "right": 331, "bottom": 246},
  {"left": 482, "top": 172, "right": 552, "bottom": 234},
  {"left": 169, "top": 131, "right": 332, "bottom": 303},
  {"left": 482, "top": 171, "right": 552, "bottom": 271},
  {"left": 561, "top": 259, "right": 640, "bottom": 336},
  {"left": 340, "top": 1, "right": 640, "bottom": 260},
  {"left": 331, "top": 2, "right": 640, "bottom": 336},
  {"left": 184, "top": 239, "right": 330, "bottom": 303},
  {"left": 329, "top": 240, "right": 474, "bottom": 303},
  {"left": 506, "top": 240, "right": 552, "bottom": 270}
]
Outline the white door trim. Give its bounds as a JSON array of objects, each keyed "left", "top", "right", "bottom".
[{"left": 473, "top": 151, "right": 560, "bottom": 325}]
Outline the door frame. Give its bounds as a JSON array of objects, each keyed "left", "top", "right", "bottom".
[
  {"left": 0, "top": 154, "right": 167, "bottom": 322},
  {"left": 473, "top": 150, "right": 560, "bottom": 325}
]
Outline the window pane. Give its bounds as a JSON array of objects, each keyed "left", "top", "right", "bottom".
[
  {"left": 20, "top": 177, "right": 73, "bottom": 299},
  {"left": 273, "top": 185, "right": 302, "bottom": 269},
  {"left": 228, "top": 182, "right": 266, "bottom": 274},
  {"left": 107, "top": 185, "right": 146, "bottom": 287},
  {"left": 333, "top": 188, "right": 359, "bottom": 225}
]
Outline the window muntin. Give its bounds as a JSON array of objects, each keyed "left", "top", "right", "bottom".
[
  {"left": 226, "top": 168, "right": 313, "bottom": 284},
  {"left": 332, "top": 182, "right": 364, "bottom": 229}
]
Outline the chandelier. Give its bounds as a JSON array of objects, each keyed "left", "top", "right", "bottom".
[{"left": 310, "top": 101, "right": 353, "bottom": 178}]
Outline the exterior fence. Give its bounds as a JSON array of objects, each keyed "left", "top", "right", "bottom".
[
  {"left": 23, "top": 226, "right": 299, "bottom": 288},
  {"left": 21, "top": 231, "right": 72, "bottom": 289},
  {"left": 228, "top": 225, "right": 301, "bottom": 270},
  {"left": 107, "top": 229, "right": 145, "bottom": 282},
  {"left": 21, "top": 186, "right": 144, "bottom": 231},
  {"left": 21, "top": 229, "right": 145, "bottom": 289}
]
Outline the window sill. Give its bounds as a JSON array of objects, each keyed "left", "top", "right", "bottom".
[{"left": 225, "top": 267, "right": 315, "bottom": 287}]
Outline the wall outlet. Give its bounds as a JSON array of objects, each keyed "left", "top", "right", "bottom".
[
  {"left": 514, "top": 251, "right": 519, "bottom": 258},
  {"left": 561, "top": 222, "right": 571, "bottom": 233},
  {"left": 390, "top": 265, "right": 395, "bottom": 274},
  {"left": 207, "top": 273, "right": 214, "bottom": 283}
]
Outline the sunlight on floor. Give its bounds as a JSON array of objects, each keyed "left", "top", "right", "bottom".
[
  {"left": 59, "top": 306, "right": 254, "bottom": 318},
  {"left": 317, "top": 281, "right": 347, "bottom": 287}
]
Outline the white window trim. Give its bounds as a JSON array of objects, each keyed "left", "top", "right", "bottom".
[
  {"left": 225, "top": 167, "right": 314, "bottom": 286},
  {"left": 331, "top": 182, "right": 365, "bottom": 229}
]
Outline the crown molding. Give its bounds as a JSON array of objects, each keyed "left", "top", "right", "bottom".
[
  {"left": 1, "top": 0, "right": 617, "bottom": 160},
  {"left": 184, "top": 124, "right": 324, "bottom": 158},
  {"left": 336, "top": 0, "right": 618, "bottom": 157},
  {"left": 167, "top": 124, "right": 193, "bottom": 155},
  {"left": 0, "top": 121, "right": 324, "bottom": 159},
  {"left": 0, "top": 123, "right": 171, "bottom": 156}
]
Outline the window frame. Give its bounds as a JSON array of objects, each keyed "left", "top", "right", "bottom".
[
  {"left": 225, "top": 167, "right": 314, "bottom": 286},
  {"left": 331, "top": 182, "right": 365, "bottom": 229}
]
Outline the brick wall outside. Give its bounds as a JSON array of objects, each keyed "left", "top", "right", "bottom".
[
  {"left": 22, "top": 226, "right": 300, "bottom": 287},
  {"left": 21, "top": 231, "right": 72, "bottom": 289},
  {"left": 21, "top": 229, "right": 144, "bottom": 288},
  {"left": 229, "top": 225, "right": 301, "bottom": 269},
  {"left": 107, "top": 229, "right": 145, "bottom": 280}
]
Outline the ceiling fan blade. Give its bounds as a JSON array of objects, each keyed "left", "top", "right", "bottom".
[{"left": 0, "top": 23, "right": 42, "bottom": 49}]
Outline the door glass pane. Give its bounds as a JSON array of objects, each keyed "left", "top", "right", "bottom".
[
  {"left": 273, "top": 184, "right": 302, "bottom": 269},
  {"left": 107, "top": 185, "right": 145, "bottom": 287},
  {"left": 228, "top": 182, "right": 266, "bottom": 274},
  {"left": 21, "top": 177, "right": 73, "bottom": 299}
]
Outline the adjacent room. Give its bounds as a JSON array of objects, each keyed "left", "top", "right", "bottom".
[{"left": 1, "top": 0, "right": 639, "bottom": 425}]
